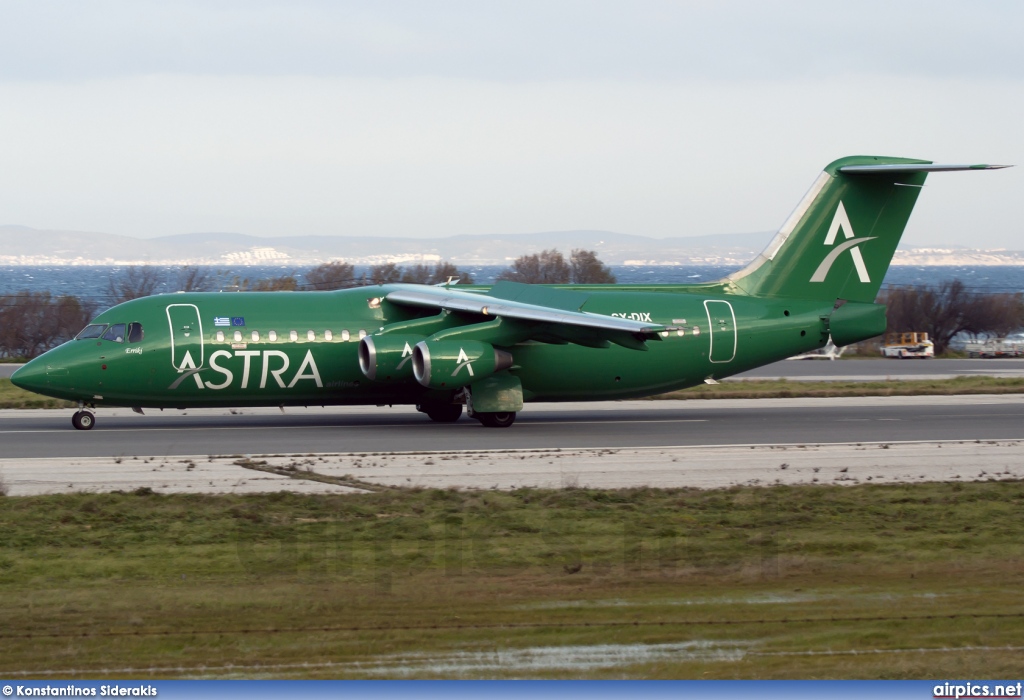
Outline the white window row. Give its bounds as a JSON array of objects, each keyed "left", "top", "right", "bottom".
[{"left": 214, "top": 329, "right": 367, "bottom": 343}]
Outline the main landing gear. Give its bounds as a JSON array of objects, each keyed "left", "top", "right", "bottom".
[
  {"left": 417, "top": 402, "right": 464, "bottom": 423},
  {"left": 473, "top": 411, "right": 516, "bottom": 428},
  {"left": 71, "top": 410, "right": 95, "bottom": 430},
  {"left": 416, "top": 402, "right": 517, "bottom": 427}
]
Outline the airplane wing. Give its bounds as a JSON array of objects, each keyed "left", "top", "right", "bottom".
[{"left": 383, "top": 282, "right": 674, "bottom": 350}]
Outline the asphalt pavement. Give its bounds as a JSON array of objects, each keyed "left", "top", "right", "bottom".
[
  {"left": 3, "top": 396, "right": 1024, "bottom": 495},
  {"left": 2, "top": 395, "right": 1023, "bottom": 459},
  {"left": 7, "top": 358, "right": 1024, "bottom": 382}
]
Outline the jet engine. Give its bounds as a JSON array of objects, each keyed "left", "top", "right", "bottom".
[
  {"left": 358, "top": 335, "right": 422, "bottom": 382},
  {"left": 412, "top": 340, "right": 513, "bottom": 390}
]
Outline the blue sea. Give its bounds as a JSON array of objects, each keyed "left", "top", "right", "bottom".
[{"left": 2, "top": 264, "right": 1023, "bottom": 310}]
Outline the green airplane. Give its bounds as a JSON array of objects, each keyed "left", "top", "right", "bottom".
[{"left": 11, "top": 156, "right": 1010, "bottom": 430}]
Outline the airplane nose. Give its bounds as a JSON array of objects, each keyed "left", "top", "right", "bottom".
[{"left": 10, "top": 358, "right": 50, "bottom": 394}]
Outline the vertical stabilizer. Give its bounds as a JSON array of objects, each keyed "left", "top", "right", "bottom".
[{"left": 724, "top": 156, "right": 1008, "bottom": 303}]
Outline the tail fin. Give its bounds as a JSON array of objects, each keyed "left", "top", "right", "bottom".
[{"left": 724, "top": 156, "right": 1009, "bottom": 303}]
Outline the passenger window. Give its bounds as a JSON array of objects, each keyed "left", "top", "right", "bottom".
[
  {"left": 307, "top": 330, "right": 315, "bottom": 341},
  {"left": 268, "top": 330, "right": 278, "bottom": 342},
  {"left": 289, "top": 330, "right": 298, "bottom": 342},
  {"left": 234, "top": 330, "right": 243, "bottom": 342},
  {"left": 127, "top": 322, "right": 144, "bottom": 343},
  {"left": 358, "top": 329, "right": 367, "bottom": 339},
  {"left": 251, "top": 331, "right": 260, "bottom": 342},
  {"left": 76, "top": 324, "right": 107, "bottom": 340},
  {"left": 341, "top": 330, "right": 350, "bottom": 341},
  {"left": 102, "top": 323, "right": 126, "bottom": 343},
  {"left": 324, "top": 330, "right": 333, "bottom": 341},
  {"left": 216, "top": 331, "right": 225, "bottom": 342}
]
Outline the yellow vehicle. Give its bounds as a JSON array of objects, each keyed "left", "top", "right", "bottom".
[{"left": 882, "top": 332, "right": 934, "bottom": 359}]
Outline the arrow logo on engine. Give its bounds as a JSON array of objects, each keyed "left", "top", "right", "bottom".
[
  {"left": 396, "top": 341, "right": 413, "bottom": 370},
  {"left": 452, "top": 347, "right": 475, "bottom": 378}
]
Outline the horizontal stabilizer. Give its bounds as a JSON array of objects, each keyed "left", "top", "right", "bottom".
[{"left": 839, "top": 163, "right": 1012, "bottom": 174}]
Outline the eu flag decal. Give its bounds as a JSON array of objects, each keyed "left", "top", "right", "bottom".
[{"left": 231, "top": 317, "right": 246, "bottom": 327}]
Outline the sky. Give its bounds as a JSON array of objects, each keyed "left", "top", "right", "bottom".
[{"left": 0, "top": 0, "right": 1022, "bottom": 248}]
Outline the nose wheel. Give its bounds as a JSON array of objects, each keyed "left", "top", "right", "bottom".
[{"left": 72, "top": 410, "right": 95, "bottom": 431}]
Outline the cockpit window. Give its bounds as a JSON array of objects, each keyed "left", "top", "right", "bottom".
[
  {"left": 102, "top": 323, "right": 126, "bottom": 343},
  {"left": 76, "top": 324, "right": 108, "bottom": 340},
  {"left": 127, "top": 322, "right": 144, "bottom": 343}
]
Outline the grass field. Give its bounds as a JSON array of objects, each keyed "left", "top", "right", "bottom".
[
  {"left": 0, "top": 378, "right": 74, "bottom": 408},
  {"left": 1, "top": 482, "right": 1022, "bottom": 678},
  {"left": 656, "top": 375, "right": 1024, "bottom": 399}
]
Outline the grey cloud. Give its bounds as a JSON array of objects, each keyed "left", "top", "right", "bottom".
[{"left": 2, "top": 0, "right": 1023, "bottom": 83}]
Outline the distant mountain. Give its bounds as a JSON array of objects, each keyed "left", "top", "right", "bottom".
[
  {"left": 0, "top": 226, "right": 773, "bottom": 266},
  {"left": 1, "top": 225, "right": 1021, "bottom": 267}
]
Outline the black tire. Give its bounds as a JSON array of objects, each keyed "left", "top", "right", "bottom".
[
  {"left": 72, "top": 411, "right": 95, "bottom": 431},
  {"left": 421, "top": 403, "right": 463, "bottom": 423},
  {"left": 476, "top": 411, "right": 516, "bottom": 428}
]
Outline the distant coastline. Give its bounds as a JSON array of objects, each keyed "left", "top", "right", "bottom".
[
  {"left": 4, "top": 264, "right": 1023, "bottom": 304},
  {"left": 5, "top": 224, "right": 1022, "bottom": 268},
  {"left": 3, "top": 248, "right": 1023, "bottom": 268}
]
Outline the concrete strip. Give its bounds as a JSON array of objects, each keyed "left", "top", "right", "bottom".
[
  {"left": 0, "top": 455, "right": 364, "bottom": 496},
  {"left": 307, "top": 440, "right": 1024, "bottom": 490},
  {"left": 2, "top": 439, "right": 1022, "bottom": 495}
]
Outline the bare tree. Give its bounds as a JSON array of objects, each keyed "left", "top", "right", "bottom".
[
  {"left": 175, "top": 265, "right": 214, "bottom": 292},
  {"left": 570, "top": 249, "right": 616, "bottom": 283},
  {"left": 305, "top": 261, "right": 359, "bottom": 290},
  {"left": 108, "top": 265, "right": 163, "bottom": 304},
  {"left": 247, "top": 275, "right": 299, "bottom": 291},
  {"left": 430, "top": 261, "right": 474, "bottom": 285},
  {"left": 882, "top": 280, "right": 1024, "bottom": 354},
  {"left": 496, "top": 249, "right": 570, "bottom": 284},
  {"left": 228, "top": 273, "right": 299, "bottom": 291},
  {"left": 400, "top": 264, "right": 432, "bottom": 284},
  {"left": 0, "top": 292, "right": 95, "bottom": 359},
  {"left": 399, "top": 261, "right": 474, "bottom": 285},
  {"left": 368, "top": 263, "right": 401, "bottom": 285}
]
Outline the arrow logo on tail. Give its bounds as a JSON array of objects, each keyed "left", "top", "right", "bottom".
[{"left": 810, "top": 201, "right": 876, "bottom": 283}]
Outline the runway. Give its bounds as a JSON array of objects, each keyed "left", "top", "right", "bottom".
[
  {"left": 5, "top": 394, "right": 1024, "bottom": 456},
  {"left": 2, "top": 396, "right": 1024, "bottom": 495},
  {"left": 7, "top": 357, "right": 1024, "bottom": 382}
]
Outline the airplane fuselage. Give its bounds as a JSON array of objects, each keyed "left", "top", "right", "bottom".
[{"left": 16, "top": 285, "right": 832, "bottom": 410}]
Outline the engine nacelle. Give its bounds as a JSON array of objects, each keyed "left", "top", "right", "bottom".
[
  {"left": 412, "top": 340, "right": 513, "bottom": 390},
  {"left": 358, "top": 335, "right": 422, "bottom": 382}
]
